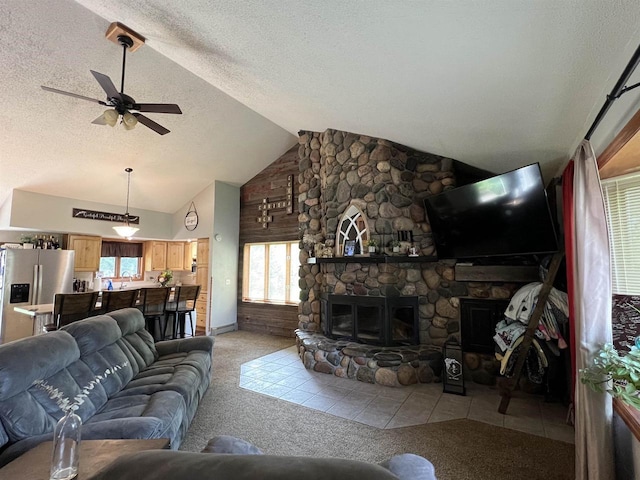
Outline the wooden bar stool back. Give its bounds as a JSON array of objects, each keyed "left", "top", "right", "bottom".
[
  {"left": 165, "top": 285, "right": 201, "bottom": 339},
  {"left": 101, "top": 289, "right": 139, "bottom": 314},
  {"left": 139, "top": 287, "right": 170, "bottom": 341},
  {"left": 50, "top": 292, "right": 100, "bottom": 330}
]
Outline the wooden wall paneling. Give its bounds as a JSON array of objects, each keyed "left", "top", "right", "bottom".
[{"left": 237, "top": 145, "right": 299, "bottom": 336}]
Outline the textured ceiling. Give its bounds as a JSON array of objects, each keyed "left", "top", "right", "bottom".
[{"left": 1, "top": 1, "right": 640, "bottom": 216}]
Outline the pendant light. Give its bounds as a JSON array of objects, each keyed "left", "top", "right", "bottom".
[{"left": 113, "top": 167, "right": 139, "bottom": 239}]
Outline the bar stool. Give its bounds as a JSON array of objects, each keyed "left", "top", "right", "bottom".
[
  {"left": 49, "top": 291, "right": 100, "bottom": 330},
  {"left": 139, "top": 287, "right": 170, "bottom": 341},
  {"left": 100, "top": 289, "right": 139, "bottom": 314},
  {"left": 164, "top": 285, "right": 201, "bottom": 339}
]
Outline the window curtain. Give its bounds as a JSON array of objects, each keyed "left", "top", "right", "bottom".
[
  {"left": 101, "top": 241, "right": 143, "bottom": 258},
  {"left": 564, "top": 140, "right": 614, "bottom": 479}
]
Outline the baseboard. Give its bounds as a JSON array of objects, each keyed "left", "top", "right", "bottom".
[{"left": 209, "top": 323, "right": 238, "bottom": 335}]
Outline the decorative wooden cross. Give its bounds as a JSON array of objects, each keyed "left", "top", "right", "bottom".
[{"left": 256, "top": 174, "right": 294, "bottom": 228}]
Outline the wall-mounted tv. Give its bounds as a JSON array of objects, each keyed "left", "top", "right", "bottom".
[{"left": 424, "top": 163, "right": 559, "bottom": 259}]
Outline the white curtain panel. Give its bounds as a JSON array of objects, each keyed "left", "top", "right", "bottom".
[{"left": 572, "top": 139, "right": 614, "bottom": 479}]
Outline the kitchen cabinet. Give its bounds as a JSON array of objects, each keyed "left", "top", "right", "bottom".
[
  {"left": 184, "top": 241, "right": 196, "bottom": 271},
  {"left": 144, "top": 241, "right": 167, "bottom": 271},
  {"left": 195, "top": 237, "right": 210, "bottom": 332},
  {"left": 67, "top": 235, "right": 101, "bottom": 272},
  {"left": 166, "top": 242, "right": 185, "bottom": 271}
]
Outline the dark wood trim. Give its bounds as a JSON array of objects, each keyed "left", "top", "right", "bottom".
[{"left": 614, "top": 398, "right": 640, "bottom": 442}]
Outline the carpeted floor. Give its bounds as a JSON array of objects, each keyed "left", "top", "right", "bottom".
[{"left": 180, "top": 330, "right": 575, "bottom": 480}]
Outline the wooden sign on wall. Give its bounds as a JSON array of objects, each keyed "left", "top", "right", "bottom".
[
  {"left": 256, "top": 174, "right": 294, "bottom": 228},
  {"left": 73, "top": 208, "right": 140, "bottom": 224}
]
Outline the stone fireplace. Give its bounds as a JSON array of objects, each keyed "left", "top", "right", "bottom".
[{"left": 295, "top": 128, "right": 530, "bottom": 387}]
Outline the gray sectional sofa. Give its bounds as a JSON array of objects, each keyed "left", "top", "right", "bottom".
[{"left": 0, "top": 308, "right": 214, "bottom": 467}]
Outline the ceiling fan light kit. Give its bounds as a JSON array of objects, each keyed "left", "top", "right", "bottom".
[{"left": 41, "top": 22, "right": 181, "bottom": 135}]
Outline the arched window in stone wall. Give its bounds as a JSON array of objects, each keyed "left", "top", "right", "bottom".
[{"left": 337, "top": 204, "right": 370, "bottom": 256}]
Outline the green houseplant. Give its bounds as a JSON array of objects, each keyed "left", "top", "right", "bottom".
[
  {"left": 366, "top": 238, "right": 377, "bottom": 254},
  {"left": 580, "top": 341, "right": 640, "bottom": 409}
]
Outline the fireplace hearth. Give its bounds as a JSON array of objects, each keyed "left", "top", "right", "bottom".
[{"left": 326, "top": 294, "right": 419, "bottom": 346}]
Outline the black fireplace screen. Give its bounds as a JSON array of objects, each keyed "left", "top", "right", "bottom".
[{"left": 326, "top": 295, "right": 419, "bottom": 346}]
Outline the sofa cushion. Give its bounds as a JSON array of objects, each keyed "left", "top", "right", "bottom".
[
  {"left": 62, "top": 316, "right": 135, "bottom": 398},
  {"left": 87, "top": 451, "right": 402, "bottom": 480},
  {"left": 88, "top": 390, "right": 186, "bottom": 447},
  {"left": 0, "top": 331, "right": 83, "bottom": 446},
  {"left": 108, "top": 308, "right": 158, "bottom": 369},
  {"left": 0, "top": 331, "right": 79, "bottom": 401}
]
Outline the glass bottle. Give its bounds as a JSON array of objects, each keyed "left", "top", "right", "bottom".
[{"left": 50, "top": 409, "right": 82, "bottom": 480}]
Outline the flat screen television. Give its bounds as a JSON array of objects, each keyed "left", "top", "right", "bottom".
[{"left": 424, "top": 163, "right": 559, "bottom": 259}]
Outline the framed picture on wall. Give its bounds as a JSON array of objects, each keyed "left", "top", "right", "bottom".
[{"left": 344, "top": 240, "right": 356, "bottom": 257}]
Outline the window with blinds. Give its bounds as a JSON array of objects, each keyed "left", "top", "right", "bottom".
[{"left": 602, "top": 172, "right": 640, "bottom": 295}]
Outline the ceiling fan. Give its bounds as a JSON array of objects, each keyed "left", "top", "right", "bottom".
[{"left": 41, "top": 23, "right": 182, "bottom": 135}]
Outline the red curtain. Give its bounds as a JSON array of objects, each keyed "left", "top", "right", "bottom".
[{"left": 562, "top": 160, "right": 576, "bottom": 401}]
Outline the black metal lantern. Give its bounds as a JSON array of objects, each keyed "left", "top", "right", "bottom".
[{"left": 442, "top": 341, "right": 465, "bottom": 395}]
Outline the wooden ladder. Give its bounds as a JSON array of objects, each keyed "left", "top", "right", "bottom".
[{"left": 498, "top": 251, "right": 565, "bottom": 414}]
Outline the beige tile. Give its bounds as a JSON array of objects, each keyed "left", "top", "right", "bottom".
[
  {"left": 386, "top": 413, "right": 431, "bottom": 429},
  {"left": 428, "top": 394, "right": 471, "bottom": 423},
  {"left": 296, "top": 379, "right": 327, "bottom": 394},
  {"left": 377, "top": 387, "right": 412, "bottom": 402},
  {"left": 271, "top": 356, "right": 302, "bottom": 366},
  {"left": 240, "top": 379, "right": 273, "bottom": 393},
  {"left": 350, "top": 381, "right": 383, "bottom": 394},
  {"left": 343, "top": 390, "right": 376, "bottom": 405},
  {"left": 354, "top": 410, "right": 392, "bottom": 428},
  {"left": 259, "top": 383, "right": 293, "bottom": 398},
  {"left": 540, "top": 402, "right": 571, "bottom": 425},
  {"left": 402, "top": 392, "right": 440, "bottom": 411},
  {"left": 279, "top": 389, "right": 315, "bottom": 404},
  {"left": 318, "top": 385, "right": 351, "bottom": 400},
  {"left": 301, "top": 394, "right": 338, "bottom": 412},
  {"left": 543, "top": 423, "right": 575, "bottom": 444},
  {"left": 276, "top": 376, "right": 310, "bottom": 389},
  {"left": 467, "top": 403, "right": 505, "bottom": 427},
  {"left": 504, "top": 415, "right": 546, "bottom": 437},
  {"left": 260, "top": 371, "right": 291, "bottom": 383},
  {"left": 364, "top": 397, "right": 403, "bottom": 416},
  {"left": 240, "top": 367, "right": 268, "bottom": 379},
  {"left": 276, "top": 365, "right": 306, "bottom": 376},
  {"left": 326, "top": 402, "right": 367, "bottom": 420}
]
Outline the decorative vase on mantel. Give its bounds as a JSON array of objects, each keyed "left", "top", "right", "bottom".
[{"left": 50, "top": 409, "right": 82, "bottom": 480}]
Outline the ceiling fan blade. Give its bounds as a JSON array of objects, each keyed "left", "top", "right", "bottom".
[
  {"left": 90, "top": 70, "right": 121, "bottom": 100},
  {"left": 91, "top": 114, "right": 107, "bottom": 125},
  {"left": 133, "top": 103, "right": 182, "bottom": 114},
  {"left": 133, "top": 113, "right": 170, "bottom": 135},
  {"left": 41, "top": 85, "right": 107, "bottom": 105}
]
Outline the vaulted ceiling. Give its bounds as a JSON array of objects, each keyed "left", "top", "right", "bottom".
[{"left": 1, "top": 1, "right": 640, "bottom": 215}]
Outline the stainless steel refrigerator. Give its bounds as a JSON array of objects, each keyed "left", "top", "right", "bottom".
[{"left": 0, "top": 249, "right": 75, "bottom": 344}]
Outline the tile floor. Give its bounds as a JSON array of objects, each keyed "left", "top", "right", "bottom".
[{"left": 239, "top": 345, "right": 575, "bottom": 444}]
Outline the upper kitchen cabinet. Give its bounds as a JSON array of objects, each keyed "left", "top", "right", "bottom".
[
  {"left": 66, "top": 235, "right": 101, "bottom": 272},
  {"left": 144, "top": 241, "right": 167, "bottom": 271},
  {"left": 167, "top": 242, "right": 185, "bottom": 271}
]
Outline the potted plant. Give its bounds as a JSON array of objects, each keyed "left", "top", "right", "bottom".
[
  {"left": 389, "top": 239, "right": 401, "bottom": 253},
  {"left": 367, "top": 239, "right": 377, "bottom": 254},
  {"left": 580, "top": 340, "right": 640, "bottom": 409},
  {"left": 158, "top": 270, "right": 173, "bottom": 287}
]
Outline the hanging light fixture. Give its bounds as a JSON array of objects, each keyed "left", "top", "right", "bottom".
[{"left": 113, "top": 167, "right": 139, "bottom": 239}]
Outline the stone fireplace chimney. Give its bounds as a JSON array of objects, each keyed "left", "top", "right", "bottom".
[{"left": 297, "top": 129, "right": 463, "bottom": 347}]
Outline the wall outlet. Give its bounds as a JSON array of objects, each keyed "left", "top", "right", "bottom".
[{"left": 225, "top": 279, "right": 231, "bottom": 285}]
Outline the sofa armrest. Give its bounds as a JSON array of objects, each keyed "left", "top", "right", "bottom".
[{"left": 155, "top": 336, "right": 215, "bottom": 357}]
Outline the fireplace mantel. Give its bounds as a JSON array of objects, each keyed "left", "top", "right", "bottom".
[{"left": 307, "top": 255, "right": 437, "bottom": 265}]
